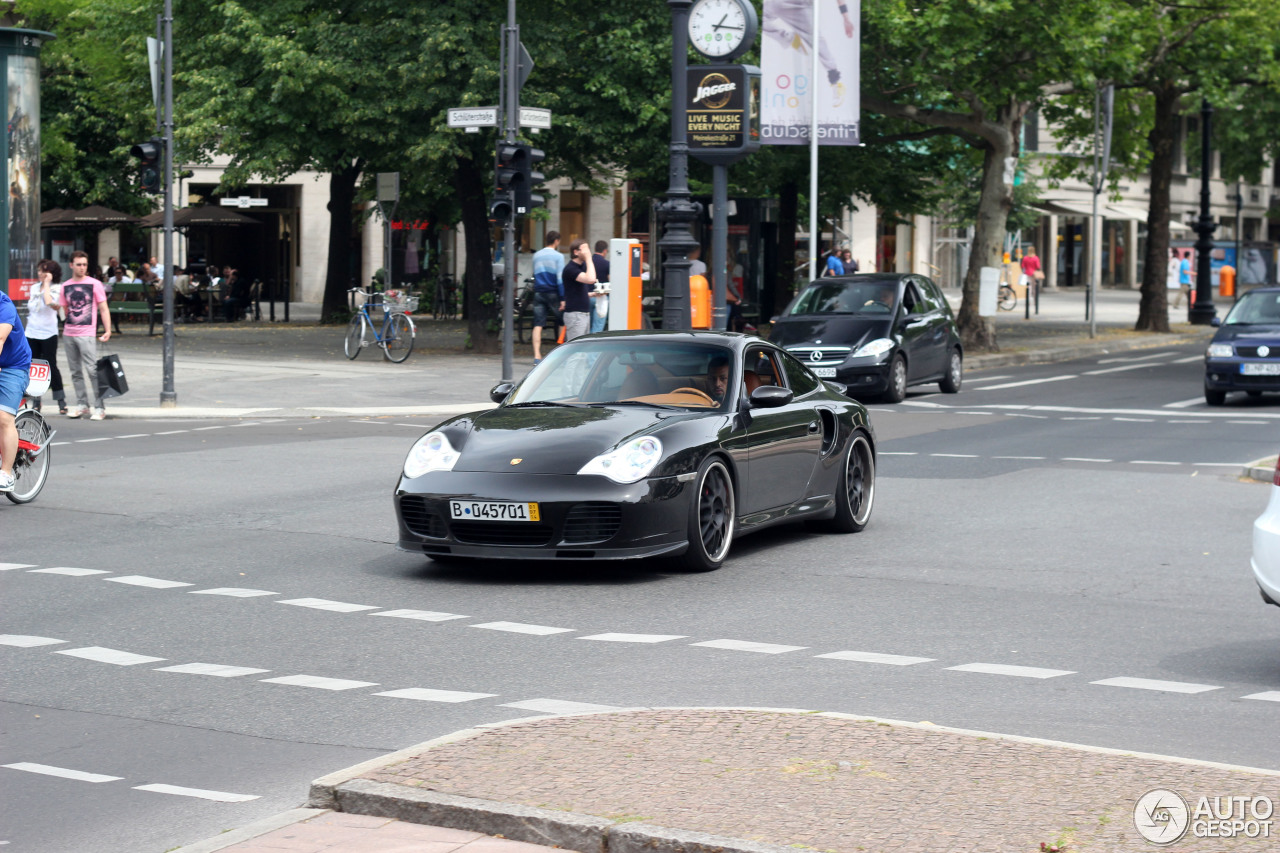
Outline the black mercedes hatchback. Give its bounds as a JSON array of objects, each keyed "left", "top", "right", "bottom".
[{"left": 769, "top": 273, "right": 963, "bottom": 402}]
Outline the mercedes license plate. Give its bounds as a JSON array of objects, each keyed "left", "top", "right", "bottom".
[
  {"left": 1241, "top": 363, "right": 1280, "bottom": 376},
  {"left": 450, "top": 500, "right": 540, "bottom": 521},
  {"left": 811, "top": 366, "right": 837, "bottom": 378}
]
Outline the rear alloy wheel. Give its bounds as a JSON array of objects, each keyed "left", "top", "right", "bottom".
[
  {"left": 819, "top": 431, "right": 875, "bottom": 532},
  {"left": 1204, "top": 387, "right": 1226, "bottom": 406},
  {"left": 670, "top": 458, "right": 735, "bottom": 572},
  {"left": 939, "top": 349, "right": 962, "bottom": 393},
  {"left": 883, "top": 354, "right": 907, "bottom": 403}
]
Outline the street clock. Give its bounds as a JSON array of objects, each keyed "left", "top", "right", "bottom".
[{"left": 688, "top": 0, "right": 758, "bottom": 61}]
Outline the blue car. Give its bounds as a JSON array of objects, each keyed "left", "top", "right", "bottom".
[{"left": 1205, "top": 286, "right": 1280, "bottom": 405}]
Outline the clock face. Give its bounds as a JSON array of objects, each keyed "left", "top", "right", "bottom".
[{"left": 689, "top": 0, "right": 750, "bottom": 58}]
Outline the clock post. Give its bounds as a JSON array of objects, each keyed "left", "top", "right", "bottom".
[{"left": 659, "top": 0, "right": 700, "bottom": 331}]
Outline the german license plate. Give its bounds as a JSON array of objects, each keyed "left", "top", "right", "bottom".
[
  {"left": 449, "top": 500, "right": 540, "bottom": 521},
  {"left": 811, "top": 367, "right": 837, "bottom": 378},
  {"left": 1241, "top": 363, "right": 1280, "bottom": 376}
]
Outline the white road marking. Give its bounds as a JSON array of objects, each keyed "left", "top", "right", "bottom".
[
  {"left": 193, "top": 426, "right": 225, "bottom": 431},
  {"left": 1097, "top": 352, "right": 1172, "bottom": 364},
  {"left": 932, "top": 453, "right": 979, "bottom": 458},
  {"left": 132, "top": 783, "right": 259, "bottom": 802},
  {"left": 994, "top": 455, "right": 1045, "bottom": 460},
  {"left": 371, "top": 609, "right": 469, "bottom": 622},
  {"left": 879, "top": 451, "right": 917, "bottom": 456},
  {"left": 2, "top": 763, "right": 122, "bottom": 783},
  {"left": 1003, "top": 413, "right": 1049, "bottom": 419},
  {"left": 1169, "top": 420, "right": 1209, "bottom": 424},
  {"left": 0, "top": 635, "right": 65, "bottom": 647},
  {"left": 1171, "top": 355, "right": 1203, "bottom": 364},
  {"left": 154, "top": 430, "right": 190, "bottom": 436},
  {"left": 691, "top": 639, "right": 807, "bottom": 654},
  {"left": 113, "top": 434, "right": 149, "bottom": 439},
  {"left": 277, "top": 598, "right": 380, "bottom": 613},
  {"left": 75, "top": 438, "right": 113, "bottom": 443},
  {"left": 190, "top": 587, "right": 279, "bottom": 597},
  {"left": 1130, "top": 460, "right": 1181, "bottom": 466},
  {"left": 1085, "top": 363, "right": 1171, "bottom": 375},
  {"left": 154, "top": 663, "right": 271, "bottom": 678},
  {"left": 1061, "top": 416, "right": 1102, "bottom": 420},
  {"left": 578, "top": 633, "right": 687, "bottom": 643},
  {"left": 1228, "top": 420, "right": 1268, "bottom": 425},
  {"left": 971, "top": 375, "right": 1079, "bottom": 391},
  {"left": 816, "top": 650, "right": 934, "bottom": 666},
  {"left": 1062, "top": 457, "right": 1112, "bottom": 463},
  {"left": 55, "top": 647, "right": 166, "bottom": 666},
  {"left": 374, "top": 688, "right": 498, "bottom": 703},
  {"left": 987, "top": 403, "right": 1280, "bottom": 419},
  {"left": 1113, "top": 417, "right": 1154, "bottom": 422},
  {"left": 500, "top": 698, "right": 625, "bottom": 714},
  {"left": 30, "top": 567, "right": 110, "bottom": 576},
  {"left": 963, "top": 375, "right": 1015, "bottom": 383},
  {"left": 52, "top": 440, "right": 71, "bottom": 446},
  {"left": 953, "top": 411, "right": 996, "bottom": 416},
  {"left": 105, "top": 575, "right": 194, "bottom": 589},
  {"left": 947, "top": 663, "right": 1075, "bottom": 679},
  {"left": 0, "top": 563, "right": 35, "bottom": 571},
  {"left": 1166, "top": 396, "right": 1210, "bottom": 408},
  {"left": 1193, "top": 462, "right": 1248, "bottom": 467},
  {"left": 470, "top": 621, "right": 575, "bottom": 635},
  {"left": 259, "top": 674, "right": 378, "bottom": 691},
  {"left": 1242, "top": 692, "right": 1280, "bottom": 702},
  {"left": 1090, "top": 677, "right": 1220, "bottom": 694}
]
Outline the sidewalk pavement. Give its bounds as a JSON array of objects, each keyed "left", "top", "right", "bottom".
[
  {"left": 178, "top": 708, "right": 1280, "bottom": 853},
  {"left": 91, "top": 286, "right": 1217, "bottom": 421}
]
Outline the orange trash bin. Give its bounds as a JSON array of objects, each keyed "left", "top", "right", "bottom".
[
  {"left": 1219, "top": 264, "right": 1236, "bottom": 298},
  {"left": 689, "top": 274, "right": 711, "bottom": 329}
]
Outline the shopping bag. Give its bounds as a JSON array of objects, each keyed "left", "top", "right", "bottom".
[{"left": 95, "top": 353, "right": 129, "bottom": 399}]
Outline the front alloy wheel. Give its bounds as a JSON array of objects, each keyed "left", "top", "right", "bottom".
[{"left": 671, "top": 458, "right": 735, "bottom": 572}]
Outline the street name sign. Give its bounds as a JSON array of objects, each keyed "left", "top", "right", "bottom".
[
  {"left": 448, "top": 107, "right": 500, "bottom": 130},
  {"left": 519, "top": 107, "right": 552, "bottom": 130}
]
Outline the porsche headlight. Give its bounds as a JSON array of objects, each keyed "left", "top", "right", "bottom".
[
  {"left": 852, "top": 338, "right": 895, "bottom": 360},
  {"left": 1206, "top": 343, "right": 1234, "bottom": 358},
  {"left": 578, "top": 437, "right": 663, "bottom": 484},
  {"left": 404, "top": 431, "right": 460, "bottom": 478}
]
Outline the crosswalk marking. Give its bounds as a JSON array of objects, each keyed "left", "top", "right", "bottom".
[
  {"left": 154, "top": 663, "right": 271, "bottom": 678},
  {"left": 190, "top": 587, "right": 279, "bottom": 597},
  {"left": 816, "top": 650, "right": 934, "bottom": 666},
  {"left": 56, "top": 647, "right": 166, "bottom": 666},
  {"left": 374, "top": 688, "right": 498, "bottom": 703},
  {"left": 277, "top": 598, "right": 380, "bottom": 613},
  {"left": 1242, "top": 692, "right": 1280, "bottom": 702},
  {"left": 105, "top": 575, "right": 194, "bottom": 589},
  {"left": 2, "top": 762, "right": 122, "bottom": 783},
  {"left": 578, "top": 633, "right": 687, "bottom": 643},
  {"left": 947, "top": 663, "right": 1075, "bottom": 679},
  {"left": 132, "top": 783, "right": 259, "bottom": 802},
  {"left": 500, "top": 698, "right": 625, "bottom": 715},
  {"left": 259, "top": 674, "right": 378, "bottom": 691},
  {"left": 470, "top": 621, "right": 575, "bottom": 635},
  {"left": 691, "top": 639, "right": 807, "bottom": 654},
  {"left": 371, "top": 609, "right": 469, "bottom": 622},
  {"left": 0, "top": 563, "right": 35, "bottom": 571},
  {"left": 1090, "top": 677, "right": 1220, "bottom": 694},
  {"left": 0, "top": 635, "right": 65, "bottom": 647},
  {"left": 29, "top": 567, "right": 110, "bottom": 576}
]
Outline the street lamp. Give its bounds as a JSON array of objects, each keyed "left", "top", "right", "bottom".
[
  {"left": 658, "top": 0, "right": 700, "bottom": 331},
  {"left": 1189, "top": 99, "right": 1217, "bottom": 325}
]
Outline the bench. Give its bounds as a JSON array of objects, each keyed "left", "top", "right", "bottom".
[{"left": 107, "top": 281, "right": 158, "bottom": 335}]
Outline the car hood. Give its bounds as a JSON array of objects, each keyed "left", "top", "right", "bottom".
[
  {"left": 454, "top": 405, "right": 688, "bottom": 474},
  {"left": 1214, "top": 323, "right": 1280, "bottom": 344},
  {"left": 769, "top": 315, "right": 894, "bottom": 350}
]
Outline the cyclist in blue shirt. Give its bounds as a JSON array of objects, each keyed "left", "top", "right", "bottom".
[
  {"left": 530, "top": 231, "right": 565, "bottom": 364},
  {"left": 0, "top": 290, "right": 34, "bottom": 493}
]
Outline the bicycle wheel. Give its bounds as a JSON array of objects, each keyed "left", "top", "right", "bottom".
[
  {"left": 343, "top": 315, "right": 367, "bottom": 359},
  {"left": 998, "top": 286, "right": 1016, "bottom": 311},
  {"left": 382, "top": 313, "right": 415, "bottom": 363},
  {"left": 8, "top": 410, "right": 51, "bottom": 504}
]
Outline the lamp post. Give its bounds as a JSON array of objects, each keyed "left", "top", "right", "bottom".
[
  {"left": 659, "top": 0, "right": 699, "bottom": 331},
  {"left": 1189, "top": 99, "right": 1217, "bottom": 325}
]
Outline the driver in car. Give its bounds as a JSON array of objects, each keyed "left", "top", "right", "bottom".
[
  {"left": 864, "top": 286, "right": 896, "bottom": 310},
  {"left": 706, "top": 354, "right": 730, "bottom": 404}
]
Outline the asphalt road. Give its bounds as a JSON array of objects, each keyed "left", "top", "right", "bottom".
[{"left": 2, "top": 340, "right": 1277, "bottom": 853}]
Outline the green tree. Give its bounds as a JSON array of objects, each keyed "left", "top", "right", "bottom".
[{"left": 861, "top": 0, "right": 1107, "bottom": 351}]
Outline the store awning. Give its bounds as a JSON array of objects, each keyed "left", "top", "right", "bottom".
[
  {"left": 1033, "top": 200, "right": 1190, "bottom": 231},
  {"left": 1032, "top": 200, "right": 1097, "bottom": 217}
]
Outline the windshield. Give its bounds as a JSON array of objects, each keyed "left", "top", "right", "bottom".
[
  {"left": 785, "top": 281, "right": 898, "bottom": 316},
  {"left": 508, "top": 339, "right": 735, "bottom": 410},
  {"left": 1224, "top": 290, "right": 1280, "bottom": 325}
]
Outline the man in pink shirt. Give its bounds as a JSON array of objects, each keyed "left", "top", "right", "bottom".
[{"left": 58, "top": 251, "right": 112, "bottom": 420}]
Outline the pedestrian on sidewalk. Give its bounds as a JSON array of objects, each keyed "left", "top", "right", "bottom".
[
  {"left": 58, "top": 250, "right": 112, "bottom": 421},
  {"left": 0, "top": 287, "right": 32, "bottom": 492},
  {"left": 530, "top": 232, "right": 565, "bottom": 364},
  {"left": 24, "top": 259, "right": 67, "bottom": 415},
  {"left": 561, "top": 239, "right": 597, "bottom": 343},
  {"left": 590, "top": 240, "right": 611, "bottom": 334},
  {"left": 1171, "top": 248, "right": 1194, "bottom": 308}
]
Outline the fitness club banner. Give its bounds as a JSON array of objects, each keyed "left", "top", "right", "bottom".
[{"left": 760, "top": 0, "right": 860, "bottom": 145}]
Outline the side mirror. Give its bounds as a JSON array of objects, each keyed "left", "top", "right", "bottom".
[
  {"left": 1210, "top": 316, "right": 1222, "bottom": 327},
  {"left": 490, "top": 382, "right": 516, "bottom": 404},
  {"left": 749, "top": 385, "right": 793, "bottom": 408}
]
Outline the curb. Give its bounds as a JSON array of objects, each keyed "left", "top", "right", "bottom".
[
  {"left": 166, "top": 807, "right": 328, "bottom": 853},
  {"left": 74, "top": 403, "right": 495, "bottom": 420},
  {"left": 1245, "top": 456, "right": 1278, "bottom": 483},
  {"left": 966, "top": 329, "right": 1209, "bottom": 370},
  {"left": 306, "top": 706, "right": 1280, "bottom": 853}
]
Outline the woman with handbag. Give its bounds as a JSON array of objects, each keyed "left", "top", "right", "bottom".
[{"left": 25, "top": 259, "right": 67, "bottom": 415}]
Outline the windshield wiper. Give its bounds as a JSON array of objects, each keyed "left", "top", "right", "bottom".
[
  {"left": 591, "top": 400, "right": 682, "bottom": 410},
  {"left": 506, "top": 400, "right": 583, "bottom": 408}
]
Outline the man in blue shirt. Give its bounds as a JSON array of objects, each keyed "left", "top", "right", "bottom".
[
  {"left": 530, "top": 231, "right": 565, "bottom": 364},
  {"left": 0, "top": 290, "right": 34, "bottom": 493}
]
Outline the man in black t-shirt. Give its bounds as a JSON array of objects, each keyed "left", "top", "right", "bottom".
[
  {"left": 590, "top": 240, "right": 611, "bottom": 333},
  {"left": 560, "top": 239, "right": 597, "bottom": 342}
]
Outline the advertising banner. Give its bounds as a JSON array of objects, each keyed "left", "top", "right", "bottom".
[
  {"left": 760, "top": 0, "right": 860, "bottom": 145},
  {"left": 687, "top": 64, "right": 760, "bottom": 160}
]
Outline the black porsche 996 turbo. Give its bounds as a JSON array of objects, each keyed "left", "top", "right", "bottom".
[{"left": 394, "top": 331, "right": 876, "bottom": 571}]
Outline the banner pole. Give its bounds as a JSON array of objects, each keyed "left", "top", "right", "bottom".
[{"left": 807, "top": 0, "right": 819, "bottom": 284}]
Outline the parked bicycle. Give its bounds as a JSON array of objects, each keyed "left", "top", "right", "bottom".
[
  {"left": 514, "top": 277, "right": 562, "bottom": 345},
  {"left": 344, "top": 289, "right": 417, "bottom": 363},
  {"left": 998, "top": 281, "right": 1017, "bottom": 311},
  {"left": 433, "top": 274, "right": 459, "bottom": 321},
  {"left": 3, "top": 359, "right": 55, "bottom": 504}
]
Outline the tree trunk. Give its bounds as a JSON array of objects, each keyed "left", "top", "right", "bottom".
[
  {"left": 957, "top": 132, "right": 1016, "bottom": 352},
  {"left": 321, "top": 161, "right": 362, "bottom": 324},
  {"left": 1135, "top": 82, "right": 1179, "bottom": 333},
  {"left": 454, "top": 158, "right": 498, "bottom": 353},
  {"left": 775, "top": 180, "right": 798, "bottom": 314}
]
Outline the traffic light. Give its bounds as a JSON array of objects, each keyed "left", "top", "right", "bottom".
[
  {"left": 489, "top": 193, "right": 513, "bottom": 225},
  {"left": 494, "top": 142, "right": 547, "bottom": 217},
  {"left": 129, "top": 137, "right": 163, "bottom": 194}
]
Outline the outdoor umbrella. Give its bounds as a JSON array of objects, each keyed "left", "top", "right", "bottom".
[
  {"left": 139, "top": 206, "right": 260, "bottom": 228},
  {"left": 63, "top": 204, "right": 142, "bottom": 226},
  {"left": 39, "top": 207, "right": 72, "bottom": 227}
]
